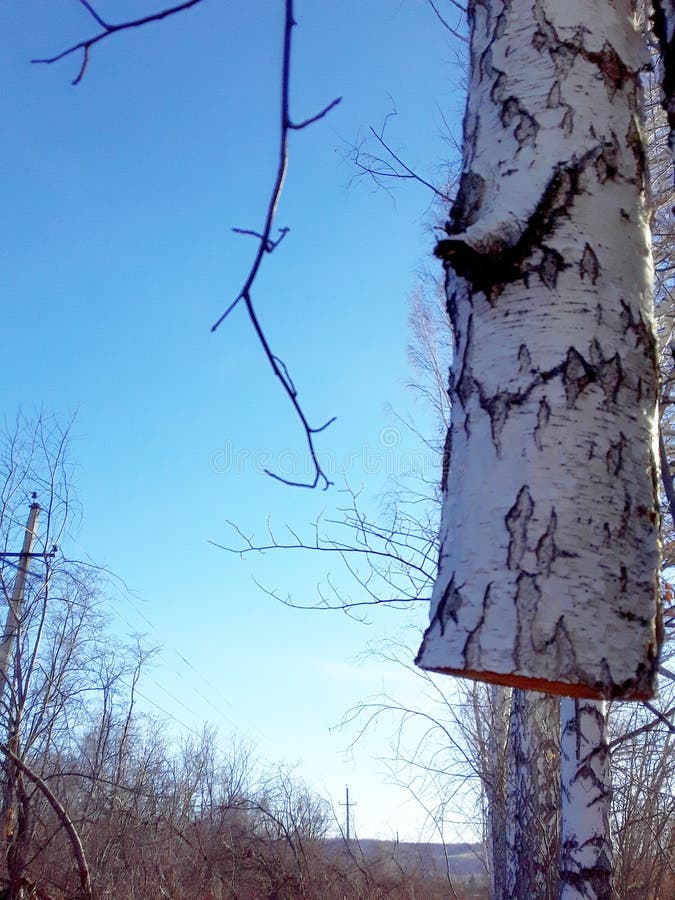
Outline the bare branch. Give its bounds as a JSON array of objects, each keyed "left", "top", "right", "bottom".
[
  {"left": 642, "top": 699, "right": 675, "bottom": 733},
  {"left": 609, "top": 703, "right": 675, "bottom": 748},
  {"left": 32, "top": 0, "right": 207, "bottom": 85},
  {"left": 427, "top": 0, "right": 468, "bottom": 43},
  {"left": 214, "top": 515, "right": 435, "bottom": 582},
  {"left": 34, "top": 2, "right": 338, "bottom": 489},
  {"left": 290, "top": 97, "right": 342, "bottom": 130},
  {"left": 211, "top": 0, "right": 340, "bottom": 489},
  {"left": 350, "top": 109, "right": 453, "bottom": 201}
]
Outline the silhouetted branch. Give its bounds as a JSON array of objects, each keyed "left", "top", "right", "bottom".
[
  {"left": 643, "top": 700, "right": 675, "bottom": 733},
  {"left": 34, "top": 0, "right": 339, "bottom": 490},
  {"left": 350, "top": 109, "right": 453, "bottom": 201},
  {"left": 210, "top": 0, "right": 340, "bottom": 489},
  {"left": 232, "top": 225, "right": 290, "bottom": 253},
  {"left": 32, "top": 0, "right": 207, "bottom": 85},
  {"left": 250, "top": 575, "right": 424, "bottom": 626},
  {"left": 427, "top": 0, "right": 468, "bottom": 43},
  {"left": 215, "top": 488, "right": 436, "bottom": 620},
  {"left": 609, "top": 702, "right": 675, "bottom": 748},
  {"left": 215, "top": 515, "right": 435, "bottom": 582},
  {"left": 290, "top": 97, "right": 342, "bottom": 130}
]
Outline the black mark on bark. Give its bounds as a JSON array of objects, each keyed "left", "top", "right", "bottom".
[
  {"left": 534, "top": 398, "right": 551, "bottom": 451},
  {"left": 501, "top": 96, "right": 538, "bottom": 147},
  {"left": 547, "top": 80, "right": 561, "bottom": 108},
  {"left": 563, "top": 347, "right": 593, "bottom": 407},
  {"left": 618, "top": 492, "right": 631, "bottom": 539},
  {"left": 625, "top": 115, "right": 646, "bottom": 180},
  {"left": 536, "top": 510, "right": 557, "bottom": 577},
  {"left": 514, "top": 572, "right": 541, "bottom": 666},
  {"left": 441, "top": 427, "right": 453, "bottom": 494},
  {"left": 550, "top": 42, "right": 577, "bottom": 77},
  {"left": 606, "top": 433, "right": 626, "bottom": 476},
  {"left": 455, "top": 313, "right": 476, "bottom": 410},
  {"left": 593, "top": 41, "right": 630, "bottom": 93},
  {"left": 539, "top": 247, "right": 566, "bottom": 288},
  {"left": 446, "top": 286, "right": 461, "bottom": 354},
  {"left": 518, "top": 344, "right": 532, "bottom": 374},
  {"left": 448, "top": 171, "right": 487, "bottom": 233},
  {"left": 594, "top": 137, "right": 620, "bottom": 182},
  {"left": 580, "top": 244, "right": 600, "bottom": 284},
  {"left": 434, "top": 572, "right": 465, "bottom": 635},
  {"left": 435, "top": 152, "right": 595, "bottom": 295},
  {"left": 560, "top": 343, "right": 623, "bottom": 407},
  {"left": 589, "top": 339, "right": 623, "bottom": 403},
  {"left": 463, "top": 581, "right": 494, "bottom": 666},
  {"left": 620, "top": 299, "right": 658, "bottom": 373},
  {"left": 491, "top": 71, "right": 508, "bottom": 103},
  {"left": 506, "top": 486, "right": 534, "bottom": 570}
]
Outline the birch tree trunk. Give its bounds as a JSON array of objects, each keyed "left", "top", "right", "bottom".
[
  {"left": 417, "top": 0, "right": 661, "bottom": 699},
  {"left": 505, "top": 690, "right": 560, "bottom": 899},
  {"left": 480, "top": 684, "right": 511, "bottom": 899},
  {"left": 560, "top": 698, "right": 613, "bottom": 899}
]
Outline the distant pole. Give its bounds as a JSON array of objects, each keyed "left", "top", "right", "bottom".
[
  {"left": 340, "top": 784, "right": 356, "bottom": 842},
  {"left": 0, "top": 498, "right": 40, "bottom": 698}
]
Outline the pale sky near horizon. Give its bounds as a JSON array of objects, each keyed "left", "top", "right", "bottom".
[{"left": 0, "top": 0, "right": 474, "bottom": 842}]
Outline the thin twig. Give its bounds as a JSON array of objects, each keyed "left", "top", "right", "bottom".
[
  {"left": 427, "top": 0, "right": 468, "bottom": 43},
  {"left": 369, "top": 126, "right": 452, "bottom": 200},
  {"left": 642, "top": 700, "right": 675, "bottom": 733},
  {"left": 290, "top": 97, "right": 342, "bottom": 129},
  {"left": 35, "top": 0, "right": 340, "bottom": 489},
  {"left": 350, "top": 110, "right": 451, "bottom": 201},
  {"left": 213, "top": 519, "right": 434, "bottom": 579},
  {"left": 32, "top": 0, "right": 207, "bottom": 85},
  {"left": 211, "top": 0, "right": 341, "bottom": 489},
  {"left": 609, "top": 703, "right": 675, "bottom": 748}
]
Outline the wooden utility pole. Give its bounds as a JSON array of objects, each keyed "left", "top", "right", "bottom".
[
  {"left": 340, "top": 785, "right": 356, "bottom": 842},
  {"left": 0, "top": 498, "right": 40, "bottom": 697}
]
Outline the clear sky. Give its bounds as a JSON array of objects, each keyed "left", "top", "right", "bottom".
[{"left": 0, "top": 0, "right": 471, "bottom": 841}]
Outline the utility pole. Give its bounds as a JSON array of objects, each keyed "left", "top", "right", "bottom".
[
  {"left": 0, "top": 497, "right": 41, "bottom": 697},
  {"left": 340, "top": 784, "right": 356, "bottom": 842}
]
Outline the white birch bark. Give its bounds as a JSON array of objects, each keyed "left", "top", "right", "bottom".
[
  {"left": 417, "top": 0, "right": 661, "bottom": 699},
  {"left": 504, "top": 690, "right": 560, "bottom": 899},
  {"left": 560, "top": 698, "right": 613, "bottom": 899},
  {"left": 483, "top": 684, "right": 511, "bottom": 899}
]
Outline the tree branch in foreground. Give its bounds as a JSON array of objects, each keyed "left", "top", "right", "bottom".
[
  {"left": 32, "top": 0, "right": 208, "bottom": 85},
  {"left": 33, "top": 0, "right": 340, "bottom": 490},
  {"left": 210, "top": 0, "right": 340, "bottom": 489}
]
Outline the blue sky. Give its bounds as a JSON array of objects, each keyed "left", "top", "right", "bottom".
[{"left": 1, "top": 0, "right": 470, "bottom": 840}]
